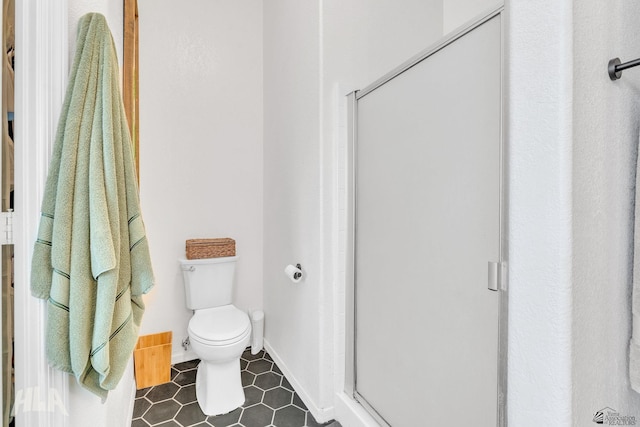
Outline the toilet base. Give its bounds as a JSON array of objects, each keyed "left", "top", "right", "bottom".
[{"left": 195, "top": 358, "right": 245, "bottom": 416}]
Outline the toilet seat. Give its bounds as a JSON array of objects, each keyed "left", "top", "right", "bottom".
[{"left": 189, "top": 305, "right": 251, "bottom": 346}]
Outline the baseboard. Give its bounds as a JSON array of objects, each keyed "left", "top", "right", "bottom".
[
  {"left": 334, "top": 391, "right": 380, "bottom": 427},
  {"left": 264, "top": 340, "right": 335, "bottom": 424},
  {"left": 171, "top": 349, "right": 198, "bottom": 365}
]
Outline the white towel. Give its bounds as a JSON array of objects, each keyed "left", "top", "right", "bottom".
[{"left": 631, "top": 136, "right": 640, "bottom": 392}]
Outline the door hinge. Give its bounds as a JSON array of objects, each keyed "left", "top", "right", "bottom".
[
  {"left": 488, "top": 261, "right": 506, "bottom": 291},
  {"left": 0, "top": 210, "right": 13, "bottom": 245}
]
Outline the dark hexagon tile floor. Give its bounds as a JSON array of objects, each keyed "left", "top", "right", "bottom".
[{"left": 132, "top": 348, "right": 342, "bottom": 427}]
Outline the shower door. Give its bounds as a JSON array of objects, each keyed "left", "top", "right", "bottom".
[{"left": 350, "top": 11, "right": 504, "bottom": 427}]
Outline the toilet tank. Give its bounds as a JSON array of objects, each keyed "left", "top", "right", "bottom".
[{"left": 179, "top": 256, "right": 238, "bottom": 310}]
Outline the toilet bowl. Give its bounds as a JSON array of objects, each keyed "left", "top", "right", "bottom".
[
  {"left": 188, "top": 305, "right": 251, "bottom": 415},
  {"left": 179, "top": 256, "right": 250, "bottom": 416}
]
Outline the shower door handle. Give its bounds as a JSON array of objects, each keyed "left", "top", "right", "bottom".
[{"left": 488, "top": 261, "right": 500, "bottom": 291}]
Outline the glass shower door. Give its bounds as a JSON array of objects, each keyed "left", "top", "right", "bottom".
[{"left": 352, "top": 13, "right": 503, "bottom": 427}]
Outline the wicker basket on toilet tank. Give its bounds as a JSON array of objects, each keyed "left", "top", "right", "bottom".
[{"left": 186, "top": 238, "right": 236, "bottom": 260}]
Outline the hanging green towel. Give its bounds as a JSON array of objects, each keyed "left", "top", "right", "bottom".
[{"left": 30, "top": 13, "right": 154, "bottom": 399}]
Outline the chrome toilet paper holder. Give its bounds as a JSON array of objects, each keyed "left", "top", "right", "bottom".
[{"left": 293, "top": 264, "right": 302, "bottom": 280}]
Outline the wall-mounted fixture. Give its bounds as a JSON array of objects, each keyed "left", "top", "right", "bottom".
[
  {"left": 608, "top": 57, "right": 640, "bottom": 80},
  {"left": 284, "top": 263, "right": 303, "bottom": 283}
]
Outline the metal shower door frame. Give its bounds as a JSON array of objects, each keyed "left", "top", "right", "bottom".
[{"left": 344, "top": 5, "right": 508, "bottom": 427}]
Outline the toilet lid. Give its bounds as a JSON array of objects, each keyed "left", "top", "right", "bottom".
[{"left": 188, "top": 305, "right": 251, "bottom": 345}]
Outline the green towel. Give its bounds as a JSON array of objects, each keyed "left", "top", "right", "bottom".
[{"left": 30, "top": 13, "right": 154, "bottom": 399}]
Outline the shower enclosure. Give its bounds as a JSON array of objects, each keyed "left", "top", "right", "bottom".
[{"left": 346, "top": 8, "right": 506, "bottom": 427}]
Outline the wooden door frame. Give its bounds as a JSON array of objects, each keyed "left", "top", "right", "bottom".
[{"left": 123, "top": 0, "right": 139, "bottom": 179}]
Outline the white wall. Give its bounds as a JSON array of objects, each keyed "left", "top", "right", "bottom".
[
  {"left": 507, "top": 0, "right": 574, "bottom": 425},
  {"left": 443, "top": 0, "right": 498, "bottom": 33},
  {"left": 263, "top": 0, "right": 324, "bottom": 415},
  {"left": 572, "top": 1, "right": 640, "bottom": 425},
  {"left": 508, "top": 0, "right": 640, "bottom": 425},
  {"left": 323, "top": 0, "right": 445, "bottom": 89},
  {"left": 137, "top": 0, "right": 263, "bottom": 362}
]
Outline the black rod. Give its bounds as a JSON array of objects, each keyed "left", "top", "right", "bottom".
[
  {"left": 617, "top": 58, "right": 640, "bottom": 72},
  {"left": 609, "top": 57, "right": 640, "bottom": 80}
]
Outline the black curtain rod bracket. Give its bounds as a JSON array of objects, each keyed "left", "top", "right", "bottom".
[{"left": 609, "top": 57, "right": 640, "bottom": 81}]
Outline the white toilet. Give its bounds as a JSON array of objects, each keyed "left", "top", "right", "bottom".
[{"left": 179, "top": 256, "right": 251, "bottom": 416}]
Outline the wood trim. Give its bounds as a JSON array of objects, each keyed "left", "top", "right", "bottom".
[{"left": 123, "top": 0, "right": 139, "bottom": 179}]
